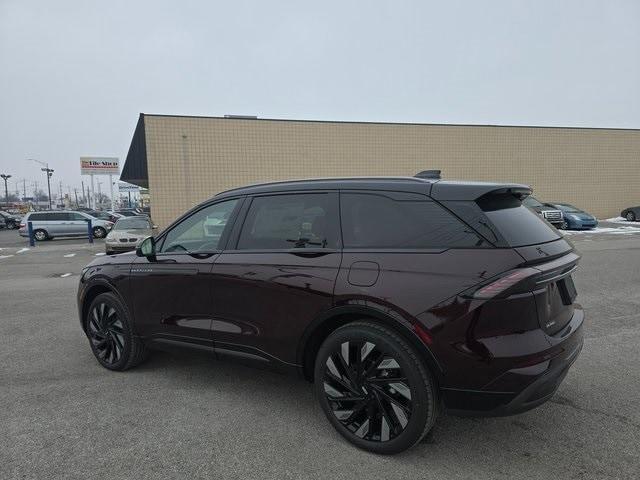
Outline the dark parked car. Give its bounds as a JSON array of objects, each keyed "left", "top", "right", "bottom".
[
  {"left": 0, "top": 210, "right": 21, "bottom": 229},
  {"left": 78, "top": 176, "right": 584, "bottom": 454},
  {"left": 620, "top": 206, "right": 640, "bottom": 222},
  {"left": 546, "top": 203, "right": 598, "bottom": 230},
  {"left": 522, "top": 196, "right": 564, "bottom": 228}
]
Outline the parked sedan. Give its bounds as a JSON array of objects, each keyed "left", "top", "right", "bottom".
[
  {"left": 546, "top": 203, "right": 598, "bottom": 230},
  {"left": 621, "top": 206, "right": 640, "bottom": 222},
  {"left": 105, "top": 216, "right": 156, "bottom": 254}
]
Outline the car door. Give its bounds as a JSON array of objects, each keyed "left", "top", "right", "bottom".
[
  {"left": 129, "top": 197, "right": 242, "bottom": 349},
  {"left": 45, "top": 212, "right": 68, "bottom": 236},
  {"left": 67, "top": 212, "right": 90, "bottom": 235},
  {"left": 210, "top": 191, "right": 342, "bottom": 366}
]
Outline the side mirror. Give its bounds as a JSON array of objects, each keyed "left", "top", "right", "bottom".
[{"left": 136, "top": 236, "right": 156, "bottom": 258}]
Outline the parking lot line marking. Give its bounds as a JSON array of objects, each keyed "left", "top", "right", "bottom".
[
  {"left": 60, "top": 273, "right": 72, "bottom": 278},
  {"left": 64, "top": 253, "right": 76, "bottom": 257},
  {"left": 0, "top": 254, "right": 14, "bottom": 260},
  {"left": 16, "top": 248, "right": 30, "bottom": 254}
]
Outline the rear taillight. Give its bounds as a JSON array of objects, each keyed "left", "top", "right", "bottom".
[
  {"left": 469, "top": 268, "right": 540, "bottom": 300},
  {"left": 19, "top": 223, "right": 25, "bottom": 228}
]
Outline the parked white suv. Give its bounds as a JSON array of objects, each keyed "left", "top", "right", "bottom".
[{"left": 19, "top": 211, "right": 113, "bottom": 241}]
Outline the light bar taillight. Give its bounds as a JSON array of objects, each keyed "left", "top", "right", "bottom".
[{"left": 472, "top": 268, "right": 539, "bottom": 300}]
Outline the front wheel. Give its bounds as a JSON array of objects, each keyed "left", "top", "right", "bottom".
[
  {"left": 314, "top": 321, "right": 438, "bottom": 454},
  {"left": 626, "top": 211, "right": 636, "bottom": 222},
  {"left": 92, "top": 226, "right": 107, "bottom": 238},
  {"left": 85, "top": 292, "right": 147, "bottom": 371}
]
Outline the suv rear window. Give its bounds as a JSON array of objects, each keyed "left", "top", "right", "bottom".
[
  {"left": 445, "top": 192, "right": 562, "bottom": 247},
  {"left": 340, "top": 192, "right": 486, "bottom": 249}
]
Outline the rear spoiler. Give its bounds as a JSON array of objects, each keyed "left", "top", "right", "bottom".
[{"left": 429, "top": 181, "right": 532, "bottom": 201}]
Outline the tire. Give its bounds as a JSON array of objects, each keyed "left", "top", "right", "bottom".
[
  {"left": 626, "top": 211, "right": 636, "bottom": 222},
  {"left": 93, "top": 226, "right": 107, "bottom": 238},
  {"left": 105, "top": 249, "right": 114, "bottom": 255},
  {"left": 33, "top": 229, "right": 48, "bottom": 241},
  {"left": 314, "top": 321, "right": 438, "bottom": 454},
  {"left": 7, "top": 221, "right": 17, "bottom": 230},
  {"left": 559, "top": 221, "right": 569, "bottom": 230},
  {"left": 85, "top": 292, "right": 147, "bottom": 371}
]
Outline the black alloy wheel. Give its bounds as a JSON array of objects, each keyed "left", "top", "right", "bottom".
[
  {"left": 315, "top": 321, "right": 438, "bottom": 454},
  {"left": 627, "top": 211, "right": 636, "bottom": 222},
  {"left": 93, "top": 226, "right": 107, "bottom": 238},
  {"left": 86, "top": 293, "right": 147, "bottom": 371},
  {"left": 88, "top": 301, "right": 126, "bottom": 366}
]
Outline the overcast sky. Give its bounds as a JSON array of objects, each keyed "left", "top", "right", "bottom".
[{"left": 0, "top": 0, "right": 638, "bottom": 195}]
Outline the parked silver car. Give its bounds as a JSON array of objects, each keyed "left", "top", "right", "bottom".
[
  {"left": 18, "top": 210, "right": 113, "bottom": 241},
  {"left": 105, "top": 215, "right": 156, "bottom": 254}
]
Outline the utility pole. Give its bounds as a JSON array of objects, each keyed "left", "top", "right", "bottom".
[
  {"left": 81, "top": 180, "right": 86, "bottom": 206},
  {"left": 28, "top": 159, "right": 54, "bottom": 209},
  {"left": 22, "top": 179, "right": 26, "bottom": 202},
  {"left": 0, "top": 173, "right": 11, "bottom": 206},
  {"left": 74, "top": 188, "right": 79, "bottom": 208}
]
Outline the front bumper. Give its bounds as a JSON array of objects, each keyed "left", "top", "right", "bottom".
[
  {"left": 106, "top": 243, "right": 137, "bottom": 253},
  {"left": 442, "top": 307, "right": 584, "bottom": 416}
]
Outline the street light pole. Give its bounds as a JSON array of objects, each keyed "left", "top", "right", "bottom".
[{"left": 1, "top": 173, "right": 12, "bottom": 206}]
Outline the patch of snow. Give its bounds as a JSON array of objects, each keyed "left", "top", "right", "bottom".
[
  {"left": 604, "top": 217, "right": 639, "bottom": 225},
  {"left": 562, "top": 226, "right": 640, "bottom": 236},
  {"left": 63, "top": 253, "right": 76, "bottom": 258},
  {"left": 16, "top": 248, "right": 30, "bottom": 254},
  {"left": 94, "top": 252, "right": 106, "bottom": 256},
  {"left": 60, "top": 273, "right": 72, "bottom": 278},
  {"left": 0, "top": 254, "right": 14, "bottom": 260}
]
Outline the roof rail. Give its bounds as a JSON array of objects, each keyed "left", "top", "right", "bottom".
[{"left": 415, "top": 170, "right": 441, "bottom": 180}]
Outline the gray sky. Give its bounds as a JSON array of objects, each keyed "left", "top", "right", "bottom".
[{"left": 1, "top": 0, "right": 638, "bottom": 195}]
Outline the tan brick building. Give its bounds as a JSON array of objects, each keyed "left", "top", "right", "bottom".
[{"left": 121, "top": 114, "right": 640, "bottom": 228}]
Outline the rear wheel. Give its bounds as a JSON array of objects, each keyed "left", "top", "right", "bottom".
[
  {"left": 33, "top": 229, "right": 48, "bottom": 241},
  {"left": 85, "top": 292, "right": 147, "bottom": 371},
  {"left": 314, "top": 321, "right": 438, "bottom": 454},
  {"left": 626, "top": 211, "right": 636, "bottom": 222}
]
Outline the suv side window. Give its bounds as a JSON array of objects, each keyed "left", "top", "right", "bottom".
[
  {"left": 68, "top": 212, "right": 87, "bottom": 221},
  {"left": 158, "top": 198, "right": 239, "bottom": 253},
  {"left": 237, "top": 193, "right": 338, "bottom": 250},
  {"left": 340, "top": 192, "right": 486, "bottom": 249},
  {"left": 29, "top": 213, "right": 45, "bottom": 221},
  {"left": 45, "top": 212, "right": 67, "bottom": 221}
]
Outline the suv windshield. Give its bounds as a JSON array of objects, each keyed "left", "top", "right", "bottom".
[{"left": 114, "top": 217, "right": 151, "bottom": 230}]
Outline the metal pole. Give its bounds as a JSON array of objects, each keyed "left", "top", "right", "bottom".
[
  {"left": 23, "top": 179, "right": 26, "bottom": 201},
  {"left": 109, "top": 174, "right": 115, "bottom": 212},
  {"left": 90, "top": 174, "right": 95, "bottom": 210},
  {"left": 74, "top": 188, "right": 79, "bottom": 208},
  {"left": 45, "top": 167, "right": 52, "bottom": 209},
  {"left": 28, "top": 221, "right": 35, "bottom": 246},
  {"left": 87, "top": 218, "right": 93, "bottom": 243},
  {"left": 81, "top": 180, "right": 86, "bottom": 206}
]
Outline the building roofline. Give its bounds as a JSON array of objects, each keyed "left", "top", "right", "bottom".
[{"left": 140, "top": 113, "right": 640, "bottom": 132}]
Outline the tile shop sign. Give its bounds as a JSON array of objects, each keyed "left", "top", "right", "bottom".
[{"left": 80, "top": 157, "right": 119, "bottom": 175}]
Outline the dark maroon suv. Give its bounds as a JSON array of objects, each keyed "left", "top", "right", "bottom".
[{"left": 78, "top": 175, "right": 584, "bottom": 454}]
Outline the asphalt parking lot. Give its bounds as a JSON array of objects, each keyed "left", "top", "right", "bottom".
[{"left": 2, "top": 225, "right": 640, "bottom": 480}]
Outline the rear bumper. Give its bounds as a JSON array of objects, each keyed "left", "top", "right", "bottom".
[{"left": 442, "top": 307, "right": 584, "bottom": 417}]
